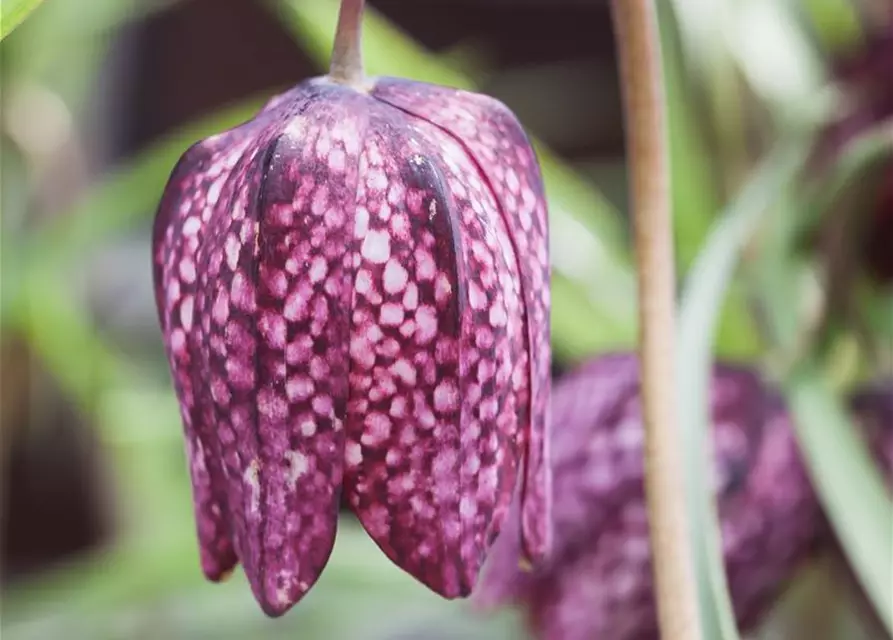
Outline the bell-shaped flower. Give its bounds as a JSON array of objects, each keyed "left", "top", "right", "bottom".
[
  {"left": 474, "top": 353, "right": 877, "bottom": 640},
  {"left": 150, "top": 0, "right": 551, "bottom": 617}
]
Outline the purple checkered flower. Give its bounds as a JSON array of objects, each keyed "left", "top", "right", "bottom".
[
  {"left": 151, "top": 55, "right": 552, "bottom": 617},
  {"left": 474, "top": 354, "right": 893, "bottom": 640}
]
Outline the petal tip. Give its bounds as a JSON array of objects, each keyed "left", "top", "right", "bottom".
[
  {"left": 200, "top": 554, "right": 238, "bottom": 583},
  {"left": 247, "top": 571, "right": 323, "bottom": 619},
  {"left": 255, "top": 594, "right": 294, "bottom": 619}
]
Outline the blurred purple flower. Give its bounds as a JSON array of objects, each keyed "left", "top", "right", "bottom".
[
  {"left": 474, "top": 353, "right": 893, "bottom": 640},
  {"left": 151, "top": 76, "right": 552, "bottom": 616},
  {"left": 812, "top": 20, "right": 893, "bottom": 284}
]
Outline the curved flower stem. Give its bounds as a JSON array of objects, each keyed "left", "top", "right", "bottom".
[
  {"left": 329, "top": 0, "right": 366, "bottom": 87},
  {"left": 610, "top": 2, "right": 703, "bottom": 639}
]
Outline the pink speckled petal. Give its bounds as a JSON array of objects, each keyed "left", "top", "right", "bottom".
[
  {"left": 224, "top": 97, "right": 367, "bottom": 616},
  {"left": 342, "top": 105, "right": 527, "bottom": 597},
  {"left": 372, "top": 79, "right": 553, "bottom": 563},
  {"left": 154, "top": 86, "right": 369, "bottom": 616},
  {"left": 474, "top": 353, "right": 641, "bottom": 608},
  {"left": 153, "top": 126, "right": 264, "bottom": 582}
]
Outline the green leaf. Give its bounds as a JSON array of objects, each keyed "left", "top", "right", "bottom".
[
  {"left": 677, "top": 143, "right": 809, "bottom": 640},
  {"left": 6, "top": 265, "right": 133, "bottom": 415},
  {"left": 749, "top": 119, "right": 893, "bottom": 371},
  {"left": 798, "top": 0, "right": 863, "bottom": 53},
  {"left": 670, "top": 0, "right": 827, "bottom": 126},
  {"left": 747, "top": 126, "right": 893, "bottom": 636},
  {"left": 0, "top": 0, "right": 44, "bottom": 41},
  {"left": 656, "top": 1, "right": 720, "bottom": 271},
  {"left": 784, "top": 368, "right": 893, "bottom": 636},
  {"left": 551, "top": 272, "right": 635, "bottom": 363},
  {"left": 656, "top": 1, "right": 762, "bottom": 361}
]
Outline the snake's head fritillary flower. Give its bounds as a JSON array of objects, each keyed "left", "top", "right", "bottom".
[
  {"left": 150, "top": 0, "right": 550, "bottom": 617},
  {"left": 474, "top": 353, "right": 824, "bottom": 640}
]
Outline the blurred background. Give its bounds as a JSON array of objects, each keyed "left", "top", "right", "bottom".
[{"left": 1, "top": 0, "right": 891, "bottom": 638}]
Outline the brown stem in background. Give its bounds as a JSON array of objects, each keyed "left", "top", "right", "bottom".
[
  {"left": 329, "top": 0, "right": 366, "bottom": 87},
  {"left": 610, "top": 2, "right": 703, "bottom": 639}
]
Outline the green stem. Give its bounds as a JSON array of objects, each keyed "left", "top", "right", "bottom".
[{"left": 329, "top": 0, "right": 366, "bottom": 87}]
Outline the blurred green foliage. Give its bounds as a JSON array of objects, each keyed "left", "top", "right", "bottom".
[
  {"left": 1, "top": 0, "right": 46, "bottom": 41},
  {"left": 677, "top": 142, "right": 813, "bottom": 640}
]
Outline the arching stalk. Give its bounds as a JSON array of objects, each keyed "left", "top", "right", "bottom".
[{"left": 610, "top": 2, "right": 703, "bottom": 638}]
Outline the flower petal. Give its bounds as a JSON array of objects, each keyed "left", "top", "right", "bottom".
[
  {"left": 342, "top": 106, "right": 527, "bottom": 597},
  {"left": 477, "top": 354, "right": 825, "bottom": 639},
  {"left": 153, "top": 128, "right": 262, "bottom": 583},
  {"left": 372, "top": 79, "right": 553, "bottom": 562},
  {"left": 155, "top": 86, "right": 369, "bottom": 616},
  {"left": 475, "top": 353, "right": 641, "bottom": 608},
  {"left": 222, "top": 98, "right": 368, "bottom": 616}
]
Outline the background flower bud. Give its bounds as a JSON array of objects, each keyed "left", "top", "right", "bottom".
[{"left": 475, "top": 354, "right": 893, "bottom": 640}]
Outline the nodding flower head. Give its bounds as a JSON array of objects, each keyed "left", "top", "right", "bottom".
[
  {"left": 150, "top": 3, "right": 551, "bottom": 618},
  {"left": 474, "top": 353, "right": 829, "bottom": 640}
]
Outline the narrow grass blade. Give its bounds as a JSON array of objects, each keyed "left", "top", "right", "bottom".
[
  {"left": 677, "top": 144, "right": 809, "bottom": 640},
  {"left": 1, "top": 0, "right": 45, "bottom": 41}
]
